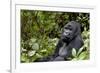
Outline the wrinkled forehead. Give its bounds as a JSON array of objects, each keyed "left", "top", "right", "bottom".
[{"left": 64, "top": 21, "right": 78, "bottom": 29}]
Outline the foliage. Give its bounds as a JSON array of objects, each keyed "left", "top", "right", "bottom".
[{"left": 20, "top": 10, "right": 90, "bottom": 63}]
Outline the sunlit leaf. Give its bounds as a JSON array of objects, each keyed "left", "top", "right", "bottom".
[
  {"left": 72, "top": 48, "right": 77, "bottom": 57},
  {"left": 78, "top": 51, "right": 87, "bottom": 60},
  {"left": 36, "top": 53, "right": 42, "bottom": 58},
  {"left": 77, "top": 47, "right": 84, "bottom": 55},
  {"left": 32, "top": 43, "right": 39, "bottom": 50},
  {"left": 30, "top": 38, "right": 36, "bottom": 43},
  {"left": 71, "top": 58, "right": 78, "bottom": 61},
  {"left": 28, "top": 51, "right": 36, "bottom": 56},
  {"left": 40, "top": 49, "right": 47, "bottom": 53},
  {"left": 21, "top": 53, "right": 27, "bottom": 62},
  {"left": 21, "top": 48, "right": 27, "bottom": 52}
]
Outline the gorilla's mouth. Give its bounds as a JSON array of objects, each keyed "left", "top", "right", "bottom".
[{"left": 61, "top": 36, "right": 71, "bottom": 42}]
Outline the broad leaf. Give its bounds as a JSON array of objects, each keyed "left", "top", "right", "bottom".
[
  {"left": 78, "top": 51, "right": 87, "bottom": 60},
  {"left": 32, "top": 43, "right": 39, "bottom": 50},
  {"left": 72, "top": 48, "right": 77, "bottom": 57},
  {"left": 28, "top": 51, "right": 36, "bottom": 56}
]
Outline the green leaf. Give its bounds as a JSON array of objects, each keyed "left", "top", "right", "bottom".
[
  {"left": 78, "top": 51, "right": 87, "bottom": 60},
  {"left": 32, "top": 43, "right": 39, "bottom": 50},
  {"left": 77, "top": 47, "right": 84, "bottom": 55},
  {"left": 30, "top": 38, "right": 36, "bottom": 43},
  {"left": 21, "top": 48, "right": 27, "bottom": 52},
  {"left": 21, "top": 53, "right": 27, "bottom": 62},
  {"left": 36, "top": 53, "right": 42, "bottom": 58},
  {"left": 72, "top": 48, "right": 77, "bottom": 57},
  {"left": 28, "top": 50, "right": 36, "bottom": 56},
  {"left": 71, "top": 58, "right": 78, "bottom": 61},
  {"left": 40, "top": 49, "right": 47, "bottom": 53}
]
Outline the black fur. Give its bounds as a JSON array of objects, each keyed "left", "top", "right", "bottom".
[{"left": 35, "top": 21, "right": 84, "bottom": 62}]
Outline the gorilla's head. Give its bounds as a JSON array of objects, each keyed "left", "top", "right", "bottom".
[{"left": 61, "top": 21, "right": 81, "bottom": 43}]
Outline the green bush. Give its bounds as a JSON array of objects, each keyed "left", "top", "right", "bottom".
[{"left": 20, "top": 10, "right": 90, "bottom": 63}]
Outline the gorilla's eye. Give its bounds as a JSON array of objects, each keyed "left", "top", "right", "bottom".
[{"left": 64, "top": 26, "right": 72, "bottom": 31}]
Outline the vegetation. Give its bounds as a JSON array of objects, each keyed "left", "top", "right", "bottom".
[{"left": 20, "top": 10, "right": 90, "bottom": 63}]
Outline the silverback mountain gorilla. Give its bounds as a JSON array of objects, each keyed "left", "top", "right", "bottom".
[{"left": 35, "top": 21, "right": 84, "bottom": 62}]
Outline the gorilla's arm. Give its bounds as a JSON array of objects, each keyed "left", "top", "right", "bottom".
[
  {"left": 34, "top": 40, "right": 63, "bottom": 62},
  {"left": 52, "top": 40, "right": 63, "bottom": 58},
  {"left": 69, "top": 35, "right": 84, "bottom": 52}
]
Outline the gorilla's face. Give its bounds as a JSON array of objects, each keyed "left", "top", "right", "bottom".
[{"left": 61, "top": 21, "right": 80, "bottom": 43}]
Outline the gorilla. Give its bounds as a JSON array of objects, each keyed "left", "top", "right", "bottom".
[{"left": 35, "top": 21, "right": 84, "bottom": 62}]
